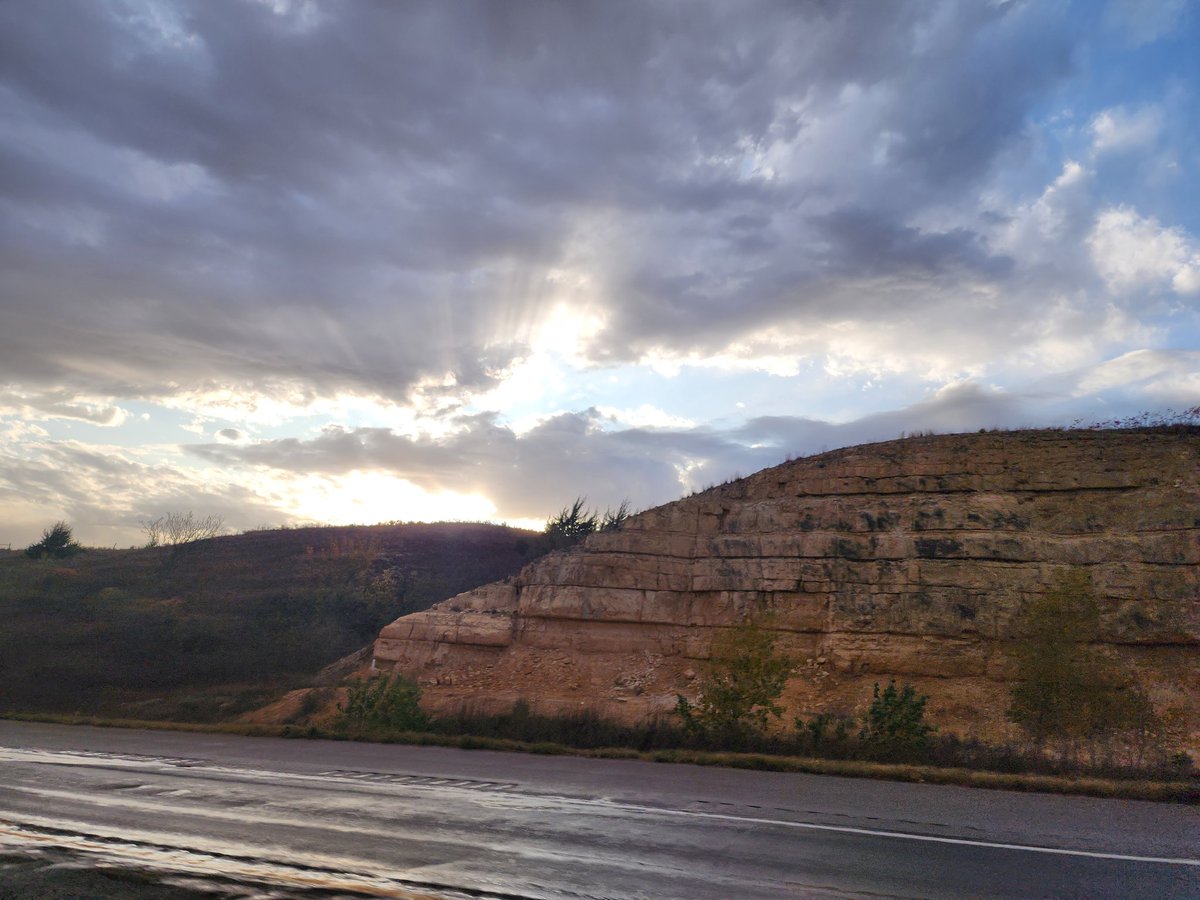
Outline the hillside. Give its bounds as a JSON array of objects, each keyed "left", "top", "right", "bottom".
[
  {"left": 374, "top": 429, "right": 1200, "bottom": 754},
  {"left": 0, "top": 522, "right": 536, "bottom": 719}
]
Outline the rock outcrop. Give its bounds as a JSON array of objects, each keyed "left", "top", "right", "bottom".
[{"left": 374, "top": 430, "right": 1199, "bottom": 749}]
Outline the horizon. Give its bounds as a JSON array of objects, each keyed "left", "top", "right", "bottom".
[{"left": 7, "top": 416, "right": 1196, "bottom": 550}]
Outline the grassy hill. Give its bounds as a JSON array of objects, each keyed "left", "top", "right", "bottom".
[{"left": 0, "top": 522, "right": 537, "bottom": 721}]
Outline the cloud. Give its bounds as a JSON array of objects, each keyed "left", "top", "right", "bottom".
[
  {"left": 0, "top": 0, "right": 1081, "bottom": 407},
  {"left": 576, "top": 2, "right": 1078, "bottom": 366},
  {"left": 0, "top": 438, "right": 281, "bottom": 547},
  {"left": 1070, "top": 348, "right": 1200, "bottom": 405},
  {"left": 1088, "top": 206, "right": 1200, "bottom": 295},
  {"left": 183, "top": 381, "right": 1061, "bottom": 523},
  {"left": 0, "top": 389, "right": 129, "bottom": 427},
  {"left": 811, "top": 208, "right": 1014, "bottom": 280},
  {"left": 1091, "top": 105, "right": 1164, "bottom": 155},
  {"left": 595, "top": 405, "right": 697, "bottom": 431},
  {"left": 995, "top": 160, "right": 1093, "bottom": 261},
  {"left": 5, "top": 357, "right": 1193, "bottom": 548}
]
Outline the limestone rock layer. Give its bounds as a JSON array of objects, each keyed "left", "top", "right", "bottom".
[{"left": 374, "top": 430, "right": 1199, "bottom": 748}]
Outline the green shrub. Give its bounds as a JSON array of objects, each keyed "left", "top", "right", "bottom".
[
  {"left": 24, "top": 522, "right": 82, "bottom": 559},
  {"left": 537, "top": 498, "right": 633, "bottom": 553},
  {"left": 1006, "top": 569, "right": 1164, "bottom": 763},
  {"left": 676, "top": 618, "right": 792, "bottom": 742},
  {"left": 339, "top": 674, "right": 428, "bottom": 731},
  {"left": 859, "top": 680, "right": 935, "bottom": 761}
]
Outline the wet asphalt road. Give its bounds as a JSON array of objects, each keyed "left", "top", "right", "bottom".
[{"left": 0, "top": 721, "right": 1197, "bottom": 898}]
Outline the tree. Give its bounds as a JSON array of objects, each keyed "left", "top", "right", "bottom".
[
  {"left": 24, "top": 521, "right": 82, "bottom": 559},
  {"left": 545, "top": 497, "right": 598, "bottom": 547},
  {"left": 1007, "top": 569, "right": 1160, "bottom": 759},
  {"left": 600, "top": 499, "right": 631, "bottom": 532},
  {"left": 141, "top": 511, "right": 225, "bottom": 547},
  {"left": 541, "top": 498, "right": 632, "bottom": 552},
  {"left": 859, "top": 680, "right": 935, "bottom": 760},
  {"left": 339, "top": 674, "right": 429, "bottom": 731},
  {"left": 676, "top": 617, "right": 793, "bottom": 741}
]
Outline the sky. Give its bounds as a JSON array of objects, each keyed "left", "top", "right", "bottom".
[{"left": 2, "top": 0, "right": 1199, "bottom": 548}]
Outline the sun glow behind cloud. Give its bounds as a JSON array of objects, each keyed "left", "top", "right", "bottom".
[
  {"left": 468, "top": 300, "right": 607, "bottom": 433},
  {"left": 280, "top": 470, "right": 498, "bottom": 527}
]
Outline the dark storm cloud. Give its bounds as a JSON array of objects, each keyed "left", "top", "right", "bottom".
[
  {"left": 189, "top": 382, "right": 1027, "bottom": 519},
  {"left": 812, "top": 209, "right": 1014, "bottom": 280},
  {"left": 1, "top": 0, "right": 1077, "bottom": 404}
]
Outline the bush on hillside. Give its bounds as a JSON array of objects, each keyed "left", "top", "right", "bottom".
[
  {"left": 339, "top": 673, "right": 429, "bottom": 731},
  {"left": 24, "top": 521, "right": 82, "bottom": 559},
  {"left": 537, "top": 497, "right": 632, "bottom": 553},
  {"left": 141, "top": 511, "right": 226, "bottom": 547},
  {"left": 676, "top": 617, "right": 792, "bottom": 742},
  {"left": 1007, "top": 569, "right": 1165, "bottom": 764},
  {"left": 859, "top": 680, "right": 936, "bottom": 761}
]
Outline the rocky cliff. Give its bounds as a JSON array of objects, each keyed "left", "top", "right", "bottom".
[{"left": 374, "top": 430, "right": 1199, "bottom": 750}]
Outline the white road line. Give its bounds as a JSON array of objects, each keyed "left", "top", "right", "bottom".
[
  {"left": 4, "top": 746, "right": 1196, "bottom": 868},
  {"left": 630, "top": 805, "right": 1200, "bottom": 867}
]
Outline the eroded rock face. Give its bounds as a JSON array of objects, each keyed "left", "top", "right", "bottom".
[{"left": 374, "top": 430, "right": 1200, "bottom": 749}]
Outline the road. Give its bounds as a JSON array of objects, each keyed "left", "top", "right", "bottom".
[{"left": 0, "top": 721, "right": 1196, "bottom": 898}]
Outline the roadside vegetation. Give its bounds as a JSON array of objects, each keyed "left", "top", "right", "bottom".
[
  {"left": 339, "top": 674, "right": 429, "bottom": 732},
  {"left": 675, "top": 617, "right": 791, "bottom": 742},
  {"left": 319, "top": 566, "right": 1194, "bottom": 795},
  {"left": 11, "top": 697, "right": 1193, "bottom": 803},
  {"left": 0, "top": 501, "right": 629, "bottom": 722},
  {"left": 0, "top": 521, "right": 537, "bottom": 720},
  {"left": 3, "top": 517, "right": 1192, "bottom": 798},
  {"left": 1006, "top": 569, "right": 1167, "bottom": 768},
  {"left": 3, "top": 442, "right": 1195, "bottom": 801}
]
